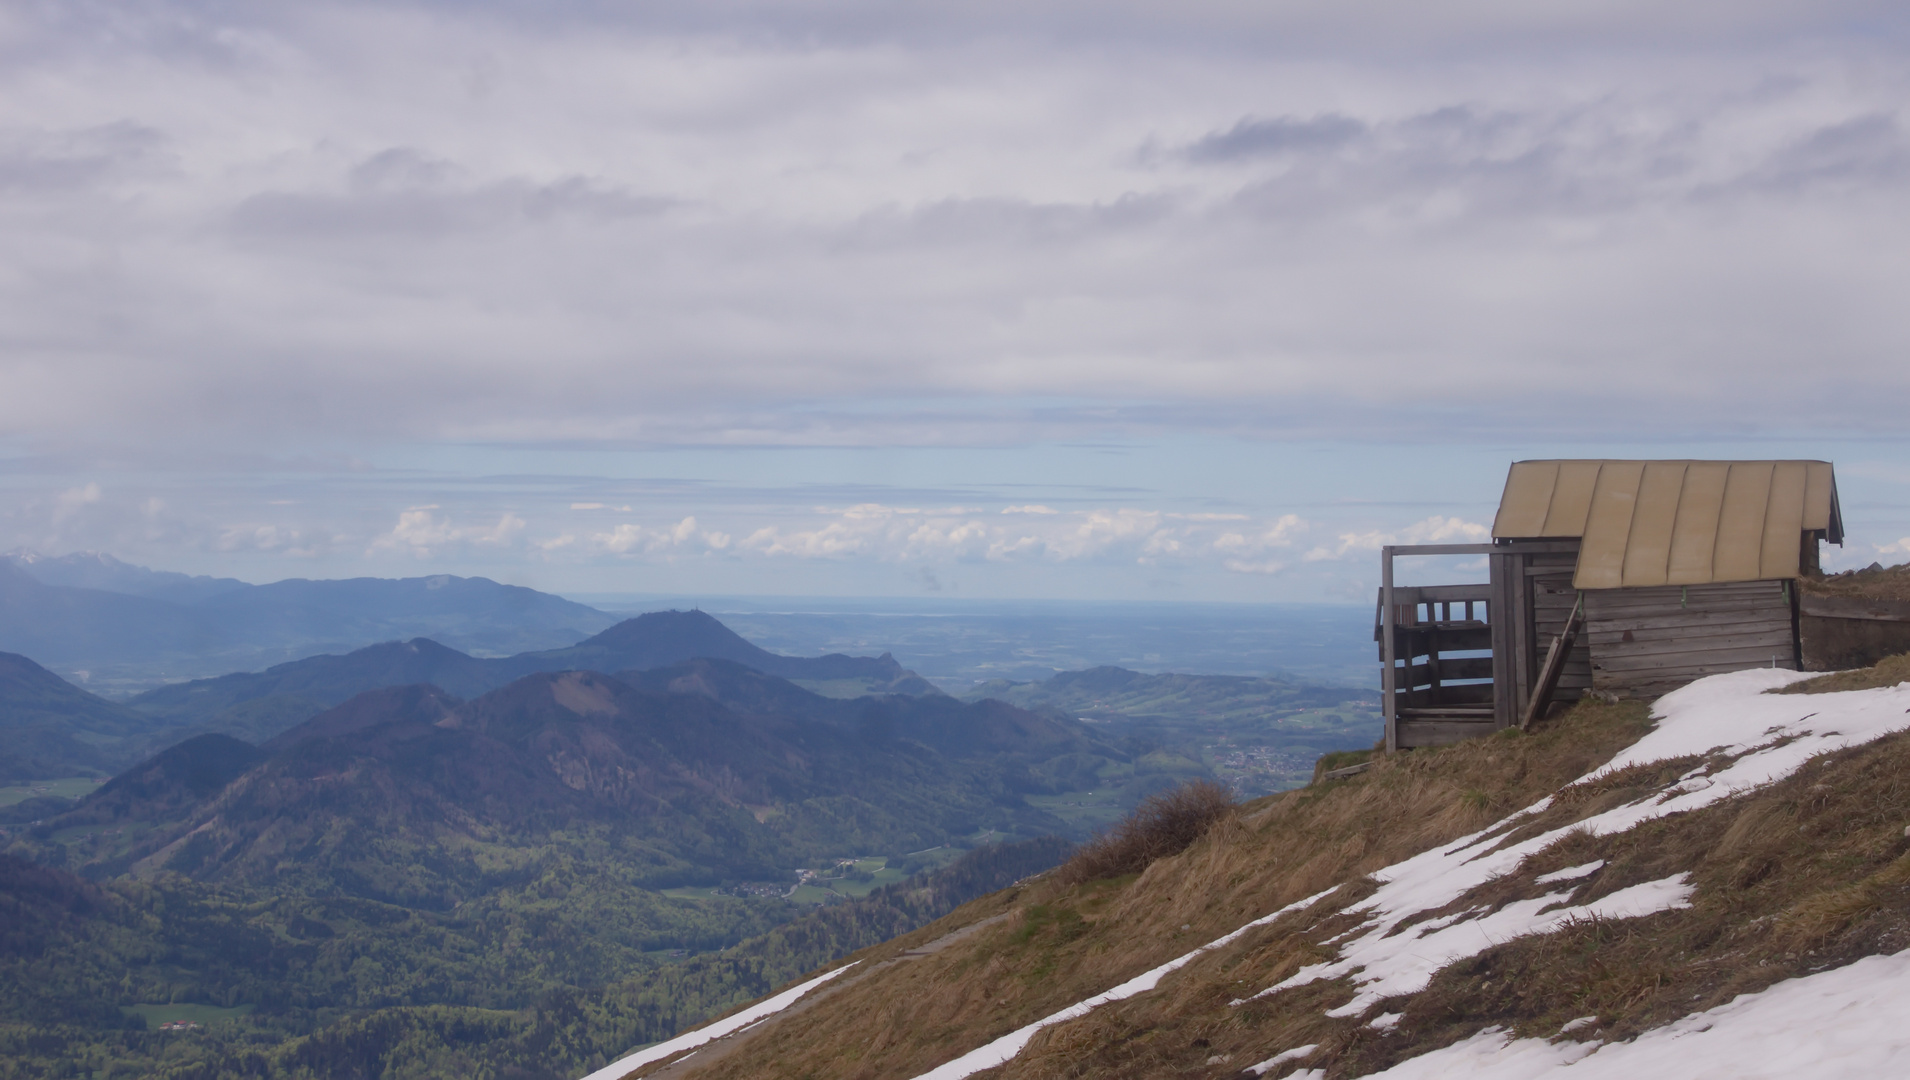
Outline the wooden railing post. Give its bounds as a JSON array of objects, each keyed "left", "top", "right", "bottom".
[{"left": 1382, "top": 545, "right": 1398, "bottom": 753}]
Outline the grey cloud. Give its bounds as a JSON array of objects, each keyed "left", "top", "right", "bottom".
[
  {"left": 228, "top": 152, "right": 672, "bottom": 239},
  {"left": 1185, "top": 115, "right": 1367, "bottom": 162},
  {"left": 0, "top": 121, "right": 169, "bottom": 193},
  {"left": 1748, "top": 113, "right": 1909, "bottom": 189},
  {"left": 2, "top": 0, "right": 1909, "bottom": 461}
]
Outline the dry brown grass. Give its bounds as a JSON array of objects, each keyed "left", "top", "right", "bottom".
[
  {"left": 653, "top": 700, "right": 1655, "bottom": 1080},
  {"left": 1773, "top": 650, "right": 1910, "bottom": 695},
  {"left": 1800, "top": 559, "right": 1910, "bottom": 602},
  {"left": 1318, "top": 728, "right": 1910, "bottom": 1078},
  {"left": 1055, "top": 779, "right": 1239, "bottom": 885}
]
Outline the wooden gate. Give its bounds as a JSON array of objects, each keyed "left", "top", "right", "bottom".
[{"left": 1379, "top": 540, "right": 1583, "bottom": 750}]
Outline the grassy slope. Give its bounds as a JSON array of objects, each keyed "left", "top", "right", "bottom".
[{"left": 654, "top": 667, "right": 1910, "bottom": 1080}]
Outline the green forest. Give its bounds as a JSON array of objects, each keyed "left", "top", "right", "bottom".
[{"left": 0, "top": 837, "right": 1069, "bottom": 1079}]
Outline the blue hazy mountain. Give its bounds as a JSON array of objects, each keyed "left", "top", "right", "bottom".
[
  {"left": 126, "top": 610, "right": 937, "bottom": 743},
  {"left": 0, "top": 554, "right": 618, "bottom": 686}
]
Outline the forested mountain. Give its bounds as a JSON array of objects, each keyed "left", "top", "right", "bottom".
[
  {"left": 15, "top": 665, "right": 1112, "bottom": 899},
  {"left": 125, "top": 610, "right": 939, "bottom": 745},
  {"left": 0, "top": 837, "right": 1072, "bottom": 1079},
  {"left": 0, "top": 652, "right": 155, "bottom": 782},
  {"left": 0, "top": 657, "right": 1112, "bottom": 1078},
  {"left": 0, "top": 610, "right": 943, "bottom": 780}
]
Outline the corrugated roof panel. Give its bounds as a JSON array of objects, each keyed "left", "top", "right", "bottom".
[
  {"left": 1804, "top": 461, "right": 1836, "bottom": 534},
  {"left": 1620, "top": 461, "right": 1688, "bottom": 587},
  {"left": 1491, "top": 458, "right": 1836, "bottom": 587},
  {"left": 1542, "top": 461, "right": 1602, "bottom": 536},
  {"left": 1493, "top": 460, "right": 1559, "bottom": 538},
  {"left": 1760, "top": 461, "right": 1809, "bottom": 580},
  {"left": 1712, "top": 461, "right": 1775, "bottom": 582},
  {"left": 1576, "top": 461, "right": 1643, "bottom": 589},
  {"left": 1666, "top": 462, "right": 1730, "bottom": 585}
]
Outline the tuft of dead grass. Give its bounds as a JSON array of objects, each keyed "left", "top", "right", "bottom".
[
  {"left": 1055, "top": 779, "right": 1239, "bottom": 886},
  {"left": 1771, "top": 650, "right": 1910, "bottom": 695},
  {"left": 1310, "top": 748, "right": 1376, "bottom": 784}
]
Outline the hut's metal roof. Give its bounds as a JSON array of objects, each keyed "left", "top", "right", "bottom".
[{"left": 1491, "top": 460, "right": 1841, "bottom": 589}]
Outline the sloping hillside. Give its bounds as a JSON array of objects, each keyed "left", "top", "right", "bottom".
[
  {"left": 0, "top": 652, "right": 156, "bottom": 781},
  {"left": 15, "top": 667, "right": 1118, "bottom": 901},
  {"left": 592, "top": 658, "right": 1910, "bottom": 1080}
]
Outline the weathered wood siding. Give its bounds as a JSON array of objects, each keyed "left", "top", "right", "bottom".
[
  {"left": 1798, "top": 594, "right": 1910, "bottom": 671},
  {"left": 1524, "top": 552, "right": 1593, "bottom": 708},
  {"left": 1584, "top": 579, "right": 1797, "bottom": 698}
]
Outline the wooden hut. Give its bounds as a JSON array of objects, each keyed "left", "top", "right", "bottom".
[{"left": 1378, "top": 459, "right": 1842, "bottom": 751}]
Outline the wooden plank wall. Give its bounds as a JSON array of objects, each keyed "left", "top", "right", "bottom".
[
  {"left": 1522, "top": 551, "right": 1593, "bottom": 710},
  {"left": 1584, "top": 579, "right": 1797, "bottom": 698}
]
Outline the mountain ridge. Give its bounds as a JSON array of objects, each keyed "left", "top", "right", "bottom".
[{"left": 0, "top": 554, "right": 618, "bottom": 685}]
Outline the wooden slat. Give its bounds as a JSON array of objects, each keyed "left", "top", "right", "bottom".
[
  {"left": 1589, "top": 618, "right": 1792, "bottom": 645},
  {"left": 1523, "top": 597, "right": 1584, "bottom": 729},
  {"left": 1585, "top": 579, "right": 1785, "bottom": 608},
  {"left": 1390, "top": 583, "right": 1495, "bottom": 604},
  {"left": 1760, "top": 461, "right": 1809, "bottom": 580},
  {"left": 1403, "top": 656, "right": 1496, "bottom": 684},
  {"left": 1491, "top": 551, "right": 1517, "bottom": 730},
  {"left": 1586, "top": 607, "right": 1791, "bottom": 633},
  {"left": 1597, "top": 661, "right": 1797, "bottom": 697},
  {"left": 1576, "top": 461, "right": 1644, "bottom": 589},
  {"left": 1494, "top": 460, "right": 1560, "bottom": 538},
  {"left": 1542, "top": 461, "right": 1603, "bottom": 536},
  {"left": 1713, "top": 461, "right": 1775, "bottom": 582},
  {"left": 1667, "top": 461, "right": 1730, "bottom": 585},
  {"left": 1593, "top": 644, "right": 1798, "bottom": 672},
  {"left": 1392, "top": 626, "right": 1493, "bottom": 656},
  {"left": 1621, "top": 461, "right": 1688, "bottom": 587},
  {"left": 1590, "top": 640, "right": 1796, "bottom": 669}
]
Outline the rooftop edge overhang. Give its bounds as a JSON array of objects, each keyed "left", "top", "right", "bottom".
[{"left": 1488, "top": 459, "right": 1840, "bottom": 589}]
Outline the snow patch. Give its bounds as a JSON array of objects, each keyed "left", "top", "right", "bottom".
[
  {"left": 906, "top": 887, "right": 1341, "bottom": 1080},
  {"left": 1535, "top": 861, "right": 1604, "bottom": 884},
  {"left": 1352, "top": 948, "right": 1910, "bottom": 1078},
  {"left": 1298, "top": 876, "right": 1693, "bottom": 1018},
  {"left": 903, "top": 670, "right": 1910, "bottom": 1080},
  {"left": 1248, "top": 1043, "right": 1320, "bottom": 1075}
]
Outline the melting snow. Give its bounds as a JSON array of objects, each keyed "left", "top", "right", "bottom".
[
  {"left": 906, "top": 887, "right": 1341, "bottom": 1080},
  {"left": 1534, "top": 861, "right": 1604, "bottom": 884},
  {"left": 1248, "top": 1043, "right": 1320, "bottom": 1074},
  {"left": 900, "top": 669, "right": 1910, "bottom": 1080},
  {"left": 1354, "top": 947, "right": 1910, "bottom": 1078}
]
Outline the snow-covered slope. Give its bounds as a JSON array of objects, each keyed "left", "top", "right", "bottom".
[{"left": 592, "top": 666, "right": 1910, "bottom": 1080}]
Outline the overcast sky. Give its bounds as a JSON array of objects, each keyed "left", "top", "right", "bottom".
[{"left": 3, "top": 0, "right": 1908, "bottom": 602}]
